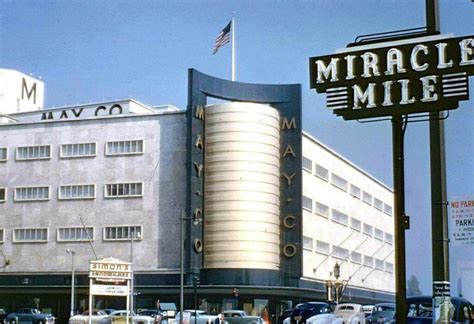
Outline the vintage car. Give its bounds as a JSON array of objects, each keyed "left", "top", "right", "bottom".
[
  {"left": 278, "top": 309, "right": 294, "bottom": 324},
  {"left": 174, "top": 310, "right": 218, "bottom": 324},
  {"left": 283, "top": 302, "right": 332, "bottom": 323},
  {"left": 407, "top": 296, "right": 474, "bottom": 324},
  {"left": 4, "top": 308, "right": 55, "bottom": 324},
  {"left": 68, "top": 310, "right": 110, "bottom": 324},
  {"left": 362, "top": 306, "right": 374, "bottom": 318},
  {"left": 304, "top": 303, "right": 364, "bottom": 324},
  {"left": 333, "top": 303, "right": 365, "bottom": 324},
  {"left": 365, "top": 303, "right": 395, "bottom": 324},
  {"left": 222, "top": 310, "right": 264, "bottom": 324},
  {"left": 109, "top": 310, "right": 155, "bottom": 324},
  {"left": 0, "top": 309, "right": 9, "bottom": 322}
]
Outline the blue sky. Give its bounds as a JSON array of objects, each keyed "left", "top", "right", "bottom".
[{"left": 1, "top": 0, "right": 473, "bottom": 297}]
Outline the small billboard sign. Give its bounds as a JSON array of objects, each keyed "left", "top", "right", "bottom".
[{"left": 449, "top": 197, "right": 474, "bottom": 246}]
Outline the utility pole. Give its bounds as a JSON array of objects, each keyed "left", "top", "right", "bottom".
[
  {"left": 425, "top": 0, "right": 450, "bottom": 284},
  {"left": 66, "top": 249, "right": 75, "bottom": 317}
]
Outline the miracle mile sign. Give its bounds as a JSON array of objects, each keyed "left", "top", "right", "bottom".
[{"left": 310, "top": 34, "right": 474, "bottom": 120}]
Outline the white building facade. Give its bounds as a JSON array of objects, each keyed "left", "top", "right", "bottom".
[{"left": 0, "top": 69, "right": 394, "bottom": 323}]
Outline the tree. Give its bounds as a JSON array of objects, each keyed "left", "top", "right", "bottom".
[{"left": 407, "top": 275, "right": 422, "bottom": 296}]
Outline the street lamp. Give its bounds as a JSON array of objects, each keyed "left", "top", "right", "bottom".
[
  {"left": 326, "top": 262, "right": 348, "bottom": 304},
  {"left": 130, "top": 229, "right": 141, "bottom": 314},
  {"left": 179, "top": 210, "right": 193, "bottom": 324},
  {"left": 66, "top": 248, "right": 76, "bottom": 317}
]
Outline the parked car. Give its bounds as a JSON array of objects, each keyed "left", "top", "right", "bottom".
[
  {"left": 158, "top": 303, "right": 178, "bottom": 323},
  {"left": 174, "top": 310, "right": 218, "bottom": 324},
  {"left": 4, "top": 308, "right": 55, "bottom": 324},
  {"left": 101, "top": 310, "right": 117, "bottom": 316},
  {"left": 222, "top": 310, "right": 264, "bottom": 324},
  {"left": 278, "top": 309, "right": 293, "bottom": 324},
  {"left": 366, "top": 303, "right": 395, "bottom": 324},
  {"left": 109, "top": 310, "right": 155, "bottom": 324},
  {"left": 283, "top": 302, "right": 332, "bottom": 323},
  {"left": 407, "top": 296, "right": 474, "bottom": 324},
  {"left": 69, "top": 310, "right": 110, "bottom": 324},
  {"left": 332, "top": 303, "right": 365, "bottom": 324},
  {"left": 0, "top": 309, "right": 9, "bottom": 322},
  {"left": 362, "top": 306, "right": 374, "bottom": 318},
  {"left": 137, "top": 310, "right": 160, "bottom": 318}
]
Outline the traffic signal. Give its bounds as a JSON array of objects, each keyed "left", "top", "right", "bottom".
[{"left": 193, "top": 276, "right": 200, "bottom": 289}]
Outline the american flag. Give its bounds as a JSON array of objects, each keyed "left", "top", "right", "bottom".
[{"left": 213, "top": 21, "right": 231, "bottom": 54}]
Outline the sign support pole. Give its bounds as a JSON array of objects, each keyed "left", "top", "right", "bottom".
[
  {"left": 426, "top": 0, "right": 450, "bottom": 285},
  {"left": 392, "top": 115, "right": 408, "bottom": 324}
]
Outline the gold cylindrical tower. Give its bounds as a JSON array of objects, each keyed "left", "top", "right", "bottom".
[{"left": 204, "top": 102, "right": 281, "bottom": 270}]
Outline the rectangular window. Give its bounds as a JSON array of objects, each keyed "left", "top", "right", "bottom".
[
  {"left": 374, "top": 198, "right": 384, "bottom": 211},
  {"left": 13, "top": 228, "right": 48, "bottom": 243},
  {"left": 14, "top": 186, "right": 50, "bottom": 201},
  {"left": 103, "top": 225, "right": 142, "bottom": 241},
  {"left": 331, "top": 174, "right": 348, "bottom": 192},
  {"left": 60, "top": 143, "right": 96, "bottom": 158},
  {"left": 385, "top": 262, "right": 394, "bottom": 273},
  {"left": 362, "top": 192, "right": 373, "bottom": 205},
  {"left": 0, "top": 148, "right": 7, "bottom": 162},
  {"left": 57, "top": 227, "right": 94, "bottom": 242},
  {"left": 315, "top": 202, "right": 329, "bottom": 218},
  {"left": 350, "top": 218, "right": 361, "bottom": 231},
  {"left": 16, "top": 145, "right": 51, "bottom": 160},
  {"left": 315, "top": 164, "right": 329, "bottom": 181},
  {"left": 375, "top": 258, "right": 385, "bottom": 270},
  {"left": 59, "top": 184, "right": 95, "bottom": 200},
  {"left": 363, "top": 255, "right": 373, "bottom": 267},
  {"left": 385, "top": 233, "right": 394, "bottom": 245},
  {"left": 106, "top": 140, "right": 144, "bottom": 156},
  {"left": 302, "top": 196, "right": 313, "bottom": 211},
  {"left": 351, "top": 251, "right": 362, "bottom": 264},
  {"left": 363, "top": 223, "right": 373, "bottom": 236},
  {"left": 374, "top": 228, "right": 384, "bottom": 241},
  {"left": 105, "top": 183, "right": 143, "bottom": 198},
  {"left": 332, "top": 246, "right": 349, "bottom": 260},
  {"left": 0, "top": 229, "right": 4, "bottom": 243},
  {"left": 349, "top": 184, "right": 361, "bottom": 199},
  {"left": 303, "top": 236, "right": 313, "bottom": 251},
  {"left": 315, "top": 240, "right": 330, "bottom": 255},
  {"left": 302, "top": 156, "right": 312, "bottom": 173},
  {"left": 331, "top": 209, "right": 349, "bottom": 226},
  {"left": 384, "top": 203, "right": 393, "bottom": 216},
  {"left": 0, "top": 188, "right": 6, "bottom": 202}
]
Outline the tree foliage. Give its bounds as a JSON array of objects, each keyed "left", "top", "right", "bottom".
[{"left": 407, "top": 274, "right": 422, "bottom": 296}]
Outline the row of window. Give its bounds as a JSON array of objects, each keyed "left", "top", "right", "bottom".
[
  {"left": 303, "top": 156, "right": 393, "bottom": 216},
  {"left": 0, "top": 140, "right": 144, "bottom": 162},
  {"left": 303, "top": 236, "right": 394, "bottom": 273},
  {"left": 0, "top": 183, "right": 143, "bottom": 202},
  {"left": 0, "top": 225, "right": 143, "bottom": 243},
  {"left": 302, "top": 196, "right": 393, "bottom": 244}
]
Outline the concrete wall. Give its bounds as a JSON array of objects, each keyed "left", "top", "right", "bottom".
[{"left": 0, "top": 112, "right": 186, "bottom": 274}]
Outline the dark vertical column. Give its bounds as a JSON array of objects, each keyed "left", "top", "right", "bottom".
[
  {"left": 392, "top": 115, "right": 407, "bottom": 324},
  {"left": 426, "top": 0, "right": 450, "bottom": 283}
]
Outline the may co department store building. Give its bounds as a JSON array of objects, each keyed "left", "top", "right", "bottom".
[{"left": 0, "top": 68, "right": 395, "bottom": 322}]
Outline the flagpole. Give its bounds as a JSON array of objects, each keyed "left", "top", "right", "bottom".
[{"left": 231, "top": 12, "right": 235, "bottom": 81}]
